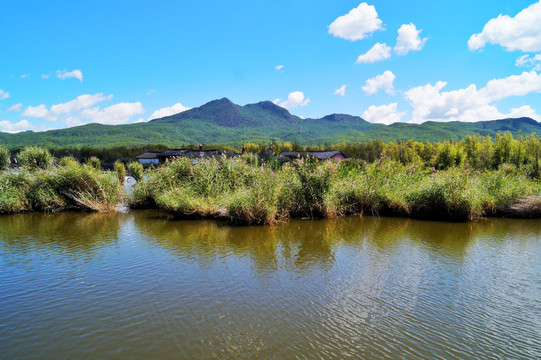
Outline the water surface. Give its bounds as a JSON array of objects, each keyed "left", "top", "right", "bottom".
[{"left": 0, "top": 211, "right": 540, "bottom": 359}]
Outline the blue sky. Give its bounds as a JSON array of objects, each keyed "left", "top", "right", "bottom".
[{"left": 1, "top": 0, "right": 541, "bottom": 132}]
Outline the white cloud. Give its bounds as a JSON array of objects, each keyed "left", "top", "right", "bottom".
[
  {"left": 516, "top": 54, "right": 541, "bottom": 71},
  {"left": 334, "top": 85, "right": 347, "bottom": 96},
  {"left": 275, "top": 65, "right": 284, "bottom": 71},
  {"left": 22, "top": 93, "right": 111, "bottom": 121},
  {"left": 50, "top": 94, "right": 111, "bottom": 116},
  {"left": 394, "top": 23, "right": 427, "bottom": 55},
  {"left": 41, "top": 74, "right": 51, "bottom": 79},
  {"left": 0, "top": 119, "right": 34, "bottom": 133},
  {"left": 20, "top": 93, "right": 144, "bottom": 126},
  {"left": 404, "top": 71, "right": 541, "bottom": 123},
  {"left": 362, "top": 103, "right": 406, "bottom": 125},
  {"left": 328, "top": 2, "right": 383, "bottom": 41},
  {"left": 147, "top": 89, "right": 156, "bottom": 95},
  {"left": 0, "top": 89, "right": 10, "bottom": 100},
  {"left": 362, "top": 71, "right": 396, "bottom": 95},
  {"left": 20, "top": 74, "right": 30, "bottom": 78},
  {"left": 56, "top": 69, "right": 83, "bottom": 81},
  {"left": 149, "top": 103, "right": 190, "bottom": 120},
  {"left": 272, "top": 98, "right": 280, "bottom": 104},
  {"left": 7, "top": 103, "right": 22, "bottom": 112},
  {"left": 468, "top": 1, "right": 541, "bottom": 52},
  {"left": 79, "top": 102, "right": 144, "bottom": 125},
  {"left": 356, "top": 42, "right": 391, "bottom": 64},
  {"left": 22, "top": 104, "right": 50, "bottom": 119},
  {"left": 278, "top": 91, "right": 311, "bottom": 110}
]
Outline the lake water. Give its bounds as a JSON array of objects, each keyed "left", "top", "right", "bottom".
[{"left": 0, "top": 211, "right": 540, "bottom": 359}]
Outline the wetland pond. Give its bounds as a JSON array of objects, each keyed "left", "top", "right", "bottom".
[{"left": 0, "top": 211, "right": 540, "bottom": 359}]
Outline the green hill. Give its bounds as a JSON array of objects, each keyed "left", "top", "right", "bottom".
[{"left": 1, "top": 97, "right": 540, "bottom": 149}]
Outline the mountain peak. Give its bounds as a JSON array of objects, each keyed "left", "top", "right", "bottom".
[
  {"left": 244, "top": 100, "right": 299, "bottom": 123},
  {"left": 321, "top": 113, "right": 367, "bottom": 123}
]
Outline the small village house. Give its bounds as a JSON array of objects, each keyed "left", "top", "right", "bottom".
[{"left": 279, "top": 150, "right": 349, "bottom": 161}]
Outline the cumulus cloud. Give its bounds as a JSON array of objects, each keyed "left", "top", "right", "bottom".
[
  {"left": 516, "top": 54, "right": 541, "bottom": 71},
  {"left": 78, "top": 102, "right": 144, "bottom": 125},
  {"left": 23, "top": 94, "right": 112, "bottom": 121},
  {"left": 56, "top": 69, "right": 83, "bottom": 81},
  {"left": 277, "top": 91, "right": 311, "bottom": 110},
  {"left": 394, "top": 23, "right": 427, "bottom": 55},
  {"left": 468, "top": 1, "right": 541, "bottom": 52},
  {"left": 0, "top": 89, "right": 9, "bottom": 100},
  {"left": 328, "top": 2, "right": 383, "bottom": 41},
  {"left": 334, "top": 85, "right": 347, "bottom": 96},
  {"left": 356, "top": 43, "right": 391, "bottom": 64},
  {"left": 362, "top": 71, "right": 396, "bottom": 95},
  {"left": 149, "top": 103, "right": 190, "bottom": 120},
  {"left": 22, "top": 104, "right": 50, "bottom": 119},
  {"left": 0, "top": 119, "right": 34, "bottom": 133},
  {"left": 275, "top": 65, "right": 284, "bottom": 71},
  {"left": 21, "top": 93, "right": 144, "bottom": 126},
  {"left": 362, "top": 103, "right": 406, "bottom": 125},
  {"left": 404, "top": 71, "right": 541, "bottom": 123},
  {"left": 7, "top": 103, "right": 22, "bottom": 112}
]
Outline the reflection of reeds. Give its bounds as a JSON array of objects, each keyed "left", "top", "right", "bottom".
[
  {"left": 130, "top": 157, "right": 541, "bottom": 224},
  {"left": 0, "top": 211, "right": 124, "bottom": 254}
]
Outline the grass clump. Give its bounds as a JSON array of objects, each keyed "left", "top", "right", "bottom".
[
  {"left": 0, "top": 158, "right": 123, "bottom": 214},
  {"left": 127, "top": 161, "right": 144, "bottom": 182},
  {"left": 406, "top": 169, "right": 483, "bottom": 221},
  {"left": 18, "top": 146, "right": 52, "bottom": 171},
  {"left": 0, "top": 145, "right": 10, "bottom": 170},
  {"left": 87, "top": 156, "right": 101, "bottom": 170},
  {"left": 114, "top": 161, "right": 126, "bottom": 185}
]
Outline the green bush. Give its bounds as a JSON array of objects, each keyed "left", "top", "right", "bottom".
[{"left": 18, "top": 146, "right": 52, "bottom": 171}]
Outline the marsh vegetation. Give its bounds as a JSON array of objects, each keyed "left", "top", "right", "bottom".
[{"left": 2, "top": 133, "right": 541, "bottom": 224}]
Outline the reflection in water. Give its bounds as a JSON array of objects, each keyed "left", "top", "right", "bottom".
[
  {"left": 0, "top": 211, "right": 540, "bottom": 359},
  {"left": 0, "top": 212, "right": 124, "bottom": 256}
]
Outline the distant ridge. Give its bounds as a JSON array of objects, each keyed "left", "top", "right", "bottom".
[{"left": 1, "top": 98, "right": 540, "bottom": 149}]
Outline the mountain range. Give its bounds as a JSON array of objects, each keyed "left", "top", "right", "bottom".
[{"left": 1, "top": 97, "right": 540, "bottom": 149}]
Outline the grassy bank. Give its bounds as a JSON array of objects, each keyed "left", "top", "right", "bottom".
[
  {"left": 130, "top": 156, "right": 541, "bottom": 225},
  {"left": 0, "top": 158, "right": 123, "bottom": 214}
]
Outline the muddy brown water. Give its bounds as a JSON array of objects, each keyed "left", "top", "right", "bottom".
[{"left": 0, "top": 211, "right": 540, "bottom": 359}]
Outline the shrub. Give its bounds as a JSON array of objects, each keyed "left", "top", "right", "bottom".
[{"left": 18, "top": 146, "right": 52, "bottom": 171}]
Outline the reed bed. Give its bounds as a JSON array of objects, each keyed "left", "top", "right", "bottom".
[
  {"left": 0, "top": 160, "right": 123, "bottom": 214},
  {"left": 130, "top": 156, "right": 541, "bottom": 225}
]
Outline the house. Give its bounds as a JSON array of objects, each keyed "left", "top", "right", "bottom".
[
  {"left": 137, "top": 145, "right": 225, "bottom": 164},
  {"left": 135, "top": 151, "right": 160, "bottom": 165},
  {"left": 279, "top": 150, "right": 349, "bottom": 161}
]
